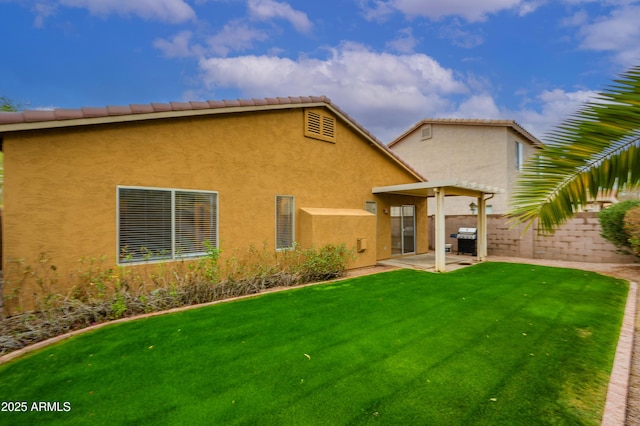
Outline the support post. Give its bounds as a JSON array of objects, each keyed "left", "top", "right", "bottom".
[
  {"left": 434, "top": 187, "right": 446, "bottom": 272},
  {"left": 477, "top": 195, "right": 487, "bottom": 261}
]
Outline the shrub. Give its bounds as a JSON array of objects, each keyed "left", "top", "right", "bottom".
[
  {"left": 624, "top": 205, "right": 640, "bottom": 256},
  {"left": 598, "top": 199, "right": 640, "bottom": 251},
  {"left": 297, "top": 244, "right": 355, "bottom": 283},
  {"left": 0, "top": 243, "right": 355, "bottom": 356}
]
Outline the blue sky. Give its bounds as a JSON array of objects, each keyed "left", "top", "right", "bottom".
[{"left": 1, "top": 0, "right": 639, "bottom": 142}]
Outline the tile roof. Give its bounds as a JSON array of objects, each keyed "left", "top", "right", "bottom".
[
  {"left": 0, "top": 95, "right": 427, "bottom": 182},
  {"left": 0, "top": 96, "right": 327, "bottom": 126},
  {"left": 388, "top": 117, "right": 544, "bottom": 148}
]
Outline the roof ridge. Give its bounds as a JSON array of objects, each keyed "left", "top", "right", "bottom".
[{"left": 388, "top": 117, "right": 543, "bottom": 147}]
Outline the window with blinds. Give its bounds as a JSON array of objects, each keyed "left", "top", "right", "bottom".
[
  {"left": 275, "top": 195, "right": 295, "bottom": 250},
  {"left": 118, "top": 187, "right": 218, "bottom": 263},
  {"left": 304, "top": 109, "right": 336, "bottom": 143}
]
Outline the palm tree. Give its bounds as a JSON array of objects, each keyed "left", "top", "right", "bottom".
[{"left": 508, "top": 65, "right": 640, "bottom": 234}]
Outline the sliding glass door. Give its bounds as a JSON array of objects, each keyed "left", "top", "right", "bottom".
[{"left": 391, "top": 205, "right": 416, "bottom": 255}]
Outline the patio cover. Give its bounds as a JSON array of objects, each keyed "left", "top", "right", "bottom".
[{"left": 372, "top": 180, "right": 504, "bottom": 272}]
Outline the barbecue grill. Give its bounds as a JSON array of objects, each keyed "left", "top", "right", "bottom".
[{"left": 449, "top": 227, "right": 477, "bottom": 256}]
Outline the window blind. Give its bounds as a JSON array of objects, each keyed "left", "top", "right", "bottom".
[
  {"left": 175, "top": 191, "right": 217, "bottom": 257},
  {"left": 118, "top": 187, "right": 217, "bottom": 263},
  {"left": 276, "top": 195, "right": 294, "bottom": 249},
  {"left": 119, "top": 188, "right": 172, "bottom": 262}
]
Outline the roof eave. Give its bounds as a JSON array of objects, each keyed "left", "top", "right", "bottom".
[{"left": 0, "top": 101, "right": 329, "bottom": 133}]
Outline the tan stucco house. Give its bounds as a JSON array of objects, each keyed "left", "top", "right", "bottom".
[
  {"left": 388, "top": 119, "right": 543, "bottom": 215},
  {"left": 0, "top": 96, "right": 436, "bottom": 312}
]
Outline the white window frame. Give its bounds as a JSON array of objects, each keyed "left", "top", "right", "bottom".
[
  {"left": 117, "top": 186, "right": 218, "bottom": 264},
  {"left": 275, "top": 195, "right": 295, "bottom": 250},
  {"left": 515, "top": 141, "right": 524, "bottom": 171}
]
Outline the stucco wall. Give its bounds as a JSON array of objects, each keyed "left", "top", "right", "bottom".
[
  {"left": 390, "top": 124, "right": 537, "bottom": 215},
  {"left": 2, "top": 108, "right": 427, "bottom": 311},
  {"left": 430, "top": 213, "right": 637, "bottom": 263},
  {"left": 298, "top": 208, "right": 377, "bottom": 268}
]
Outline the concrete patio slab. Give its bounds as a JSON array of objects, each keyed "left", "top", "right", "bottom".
[{"left": 378, "top": 253, "right": 478, "bottom": 272}]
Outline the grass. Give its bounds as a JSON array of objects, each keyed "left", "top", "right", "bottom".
[{"left": 0, "top": 262, "right": 629, "bottom": 425}]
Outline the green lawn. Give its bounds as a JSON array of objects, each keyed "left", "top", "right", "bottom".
[{"left": 0, "top": 262, "right": 629, "bottom": 425}]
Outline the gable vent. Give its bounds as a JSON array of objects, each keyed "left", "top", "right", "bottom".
[
  {"left": 421, "top": 124, "right": 432, "bottom": 140},
  {"left": 322, "top": 114, "right": 335, "bottom": 139},
  {"left": 305, "top": 109, "right": 337, "bottom": 143}
]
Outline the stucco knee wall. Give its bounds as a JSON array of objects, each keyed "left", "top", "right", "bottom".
[{"left": 298, "top": 208, "right": 377, "bottom": 269}]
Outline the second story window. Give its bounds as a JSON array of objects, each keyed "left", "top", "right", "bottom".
[{"left": 515, "top": 141, "right": 524, "bottom": 171}]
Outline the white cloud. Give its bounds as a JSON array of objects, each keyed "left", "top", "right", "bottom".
[
  {"left": 152, "top": 2, "right": 308, "bottom": 59},
  {"left": 517, "top": 0, "right": 544, "bottom": 16},
  {"left": 32, "top": 2, "right": 58, "bottom": 27},
  {"left": 438, "top": 21, "right": 485, "bottom": 48},
  {"left": 198, "top": 42, "right": 468, "bottom": 141},
  {"left": 358, "top": 0, "right": 396, "bottom": 21},
  {"left": 154, "top": 21, "right": 271, "bottom": 58},
  {"left": 537, "top": 88, "right": 595, "bottom": 105},
  {"left": 36, "top": 0, "right": 197, "bottom": 23},
  {"left": 247, "top": 0, "right": 313, "bottom": 33},
  {"left": 386, "top": 27, "right": 419, "bottom": 53},
  {"left": 368, "top": 0, "right": 524, "bottom": 22},
  {"left": 577, "top": 5, "right": 640, "bottom": 66},
  {"left": 561, "top": 10, "right": 589, "bottom": 27},
  {"left": 436, "top": 88, "right": 599, "bottom": 141},
  {"left": 512, "top": 88, "right": 598, "bottom": 138},
  {"left": 451, "top": 94, "right": 502, "bottom": 118},
  {"left": 206, "top": 20, "right": 269, "bottom": 56},
  {"left": 154, "top": 31, "right": 198, "bottom": 58}
]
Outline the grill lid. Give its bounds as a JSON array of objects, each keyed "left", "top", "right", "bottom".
[
  {"left": 454, "top": 227, "right": 477, "bottom": 239},
  {"left": 458, "top": 227, "right": 477, "bottom": 234}
]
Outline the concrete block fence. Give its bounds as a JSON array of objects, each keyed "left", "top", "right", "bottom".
[{"left": 429, "top": 212, "right": 637, "bottom": 264}]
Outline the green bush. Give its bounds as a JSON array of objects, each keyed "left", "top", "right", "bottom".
[
  {"left": 623, "top": 205, "right": 640, "bottom": 256},
  {"left": 598, "top": 199, "right": 640, "bottom": 251},
  {"left": 297, "top": 244, "right": 355, "bottom": 283}
]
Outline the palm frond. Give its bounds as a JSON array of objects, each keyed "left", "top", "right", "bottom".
[{"left": 508, "top": 65, "right": 640, "bottom": 234}]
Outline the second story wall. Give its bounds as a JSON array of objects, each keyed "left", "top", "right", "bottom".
[{"left": 389, "top": 120, "right": 540, "bottom": 215}]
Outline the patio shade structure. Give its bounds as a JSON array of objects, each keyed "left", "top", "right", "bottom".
[{"left": 373, "top": 180, "right": 504, "bottom": 272}]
